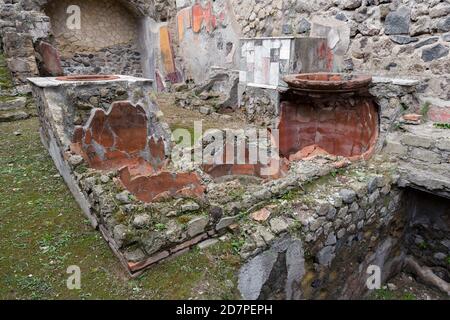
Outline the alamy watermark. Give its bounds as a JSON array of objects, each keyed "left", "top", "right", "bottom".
[
  {"left": 66, "top": 5, "right": 81, "bottom": 30},
  {"left": 366, "top": 265, "right": 382, "bottom": 290},
  {"left": 66, "top": 265, "right": 81, "bottom": 290}
]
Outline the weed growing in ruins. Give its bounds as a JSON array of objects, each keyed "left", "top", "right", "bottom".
[
  {"left": 418, "top": 241, "right": 428, "bottom": 250},
  {"left": 231, "top": 238, "right": 245, "bottom": 255},
  {"left": 371, "top": 288, "right": 395, "bottom": 300},
  {"left": 154, "top": 223, "right": 167, "bottom": 232},
  {"left": 16, "top": 275, "right": 53, "bottom": 300},
  {"left": 402, "top": 292, "right": 417, "bottom": 300},
  {"left": 434, "top": 123, "right": 450, "bottom": 130},
  {"left": 420, "top": 101, "right": 431, "bottom": 117}
]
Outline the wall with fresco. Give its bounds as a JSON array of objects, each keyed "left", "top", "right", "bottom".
[{"left": 173, "top": 0, "right": 241, "bottom": 83}]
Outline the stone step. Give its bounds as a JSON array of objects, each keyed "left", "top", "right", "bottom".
[
  {"left": 0, "top": 110, "right": 29, "bottom": 122},
  {"left": 0, "top": 96, "right": 27, "bottom": 111}
]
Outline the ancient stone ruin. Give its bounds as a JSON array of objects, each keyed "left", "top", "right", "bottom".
[{"left": 1, "top": 0, "right": 450, "bottom": 300}]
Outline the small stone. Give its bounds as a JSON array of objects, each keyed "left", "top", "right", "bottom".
[
  {"left": 68, "top": 155, "right": 84, "bottom": 167},
  {"left": 389, "top": 35, "right": 418, "bottom": 44},
  {"left": 325, "top": 233, "right": 337, "bottom": 246},
  {"left": 173, "top": 83, "right": 188, "bottom": 92},
  {"left": 209, "top": 206, "right": 223, "bottom": 222},
  {"left": 219, "top": 234, "right": 230, "bottom": 242},
  {"left": 317, "top": 246, "right": 335, "bottom": 266},
  {"left": 187, "top": 216, "right": 209, "bottom": 237},
  {"left": 339, "top": 0, "right": 362, "bottom": 10},
  {"left": 440, "top": 239, "right": 450, "bottom": 250},
  {"left": 367, "top": 176, "right": 380, "bottom": 193},
  {"left": 414, "top": 37, "right": 439, "bottom": 49},
  {"left": 310, "top": 217, "right": 326, "bottom": 232},
  {"left": 124, "top": 248, "right": 145, "bottom": 263},
  {"left": 422, "top": 44, "right": 449, "bottom": 62},
  {"left": 297, "top": 18, "right": 311, "bottom": 34},
  {"left": 181, "top": 201, "right": 200, "bottom": 212},
  {"left": 0, "top": 97, "right": 27, "bottom": 111},
  {"left": 316, "top": 200, "right": 332, "bottom": 217},
  {"left": 13, "top": 131, "right": 22, "bottom": 136},
  {"left": 436, "top": 140, "right": 450, "bottom": 152},
  {"left": 402, "top": 113, "right": 423, "bottom": 122},
  {"left": 357, "top": 220, "right": 364, "bottom": 230},
  {"left": 384, "top": 139, "right": 408, "bottom": 156},
  {"left": 410, "top": 16, "right": 431, "bottom": 36},
  {"left": 443, "top": 33, "right": 450, "bottom": 42},
  {"left": 269, "top": 217, "right": 289, "bottom": 234},
  {"left": 282, "top": 24, "right": 293, "bottom": 35},
  {"left": 255, "top": 226, "right": 274, "bottom": 244},
  {"left": 100, "top": 175, "right": 110, "bottom": 183},
  {"left": 116, "top": 191, "right": 131, "bottom": 204},
  {"left": 113, "top": 224, "right": 128, "bottom": 247},
  {"left": 437, "top": 17, "right": 450, "bottom": 32},
  {"left": 401, "top": 135, "right": 432, "bottom": 148},
  {"left": 387, "top": 283, "right": 397, "bottom": 291},
  {"left": 369, "top": 190, "right": 380, "bottom": 204},
  {"left": 199, "top": 106, "right": 212, "bottom": 115},
  {"left": 339, "top": 189, "right": 357, "bottom": 204},
  {"left": 337, "top": 228, "right": 346, "bottom": 239},
  {"left": 410, "top": 148, "right": 441, "bottom": 164},
  {"left": 430, "top": 4, "right": 450, "bottom": 19},
  {"left": 251, "top": 208, "right": 271, "bottom": 222},
  {"left": 216, "top": 216, "right": 237, "bottom": 231},
  {"left": 337, "top": 206, "right": 348, "bottom": 219},
  {"left": 335, "top": 12, "right": 348, "bottom": 22},
  {"left": 347, "top": 224, "right": 356, "bottom": 234},
  {"left": 349, "top": 202, "right": 359, "bottom": 213},
  {"left": 132, "top": 214, "right": 151, "bottom": 228},
  {"left": 331, "top": 194, "right": 343, "bottom": 208},
  {"left": 327, "top": 207, "right": 337, "bottom": 220},
  {"left": 198, "top": 239, "right": 219, "bottom": 250},
  {"left": 433, "top": 252, "right": 447, "bottom": 260},
  {"left": 384, "top": 6, "right": 411, "bottom": 35}
]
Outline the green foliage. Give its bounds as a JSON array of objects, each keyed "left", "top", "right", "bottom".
[
  {"left": 154, "top": 223, "right": 167, "bottom": 231},
  {"left": 0, "top": 53, "right": 14, "bottom": 90},
  {"left": 371, "top": 288, "right": 395, "bottom": 300},
  {"left": 402, "top": 292, "right": 417, "bottom": 300},
  {"left": 434, "top": 123, "right": 450, "bottom": 130},
  {"left": 231, "top": 238, "right": 245, "bottom": 255},
  {"left": 418, "top": 241, "right": 428, "bottom": 250},
  {"left": 420, "top": 101, "right": 431, "bottom": 117}
]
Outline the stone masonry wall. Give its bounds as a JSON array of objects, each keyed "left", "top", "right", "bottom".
[
  {"left": 231, "top": 0, "right": 450, "bottom": 101},
  {"left": 60, "top": 43, "right": 143, "bottom": 76},
  {"left": 45, "top": 0, "right": 138, "bottom": 55},
  {"left": 0, "top": 0, "right": 171, "bottom": 92},
  {"left": 237, "top": 158, "right": 407, "bottom": 299}
]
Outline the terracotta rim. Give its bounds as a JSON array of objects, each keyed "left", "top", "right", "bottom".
[
  {"left": 56, "top": 75, "right": 121, "bottom": 82},
  {"left": 283, "top": 73, "right": 372, "bottom": 93}
]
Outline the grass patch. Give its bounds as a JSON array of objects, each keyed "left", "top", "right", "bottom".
[
  {"left": 370, "top": 288, "right": 395, "bottom": 300},
  {"left": 0, "top": 53, "right": 14, "bottom": 91},
  {"left": 420, "top": 101, "right": 431, "bottom": 118}
]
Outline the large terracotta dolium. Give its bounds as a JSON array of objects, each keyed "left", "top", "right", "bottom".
[
  {"left": 278, "top": 73, "right": 379, "bottom": 161},
  {"left": 71, "top": 101, "right": 205, "bottom": 203}
]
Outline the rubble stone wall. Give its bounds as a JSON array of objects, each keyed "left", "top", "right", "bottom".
[
  {"left": 45, "top": 0, "right": 138, "bottom": 55},
  {"left": 237, "top": 160, "right": 407, "bottom": 299},
  {"left": 0, "top": 0, "right": 173, "bottom": 92},
  {"left": 230, "top": 0, "right": 450, "bottom": 101}
]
